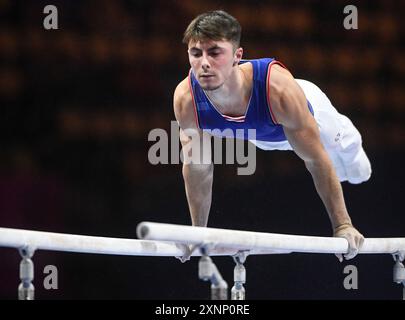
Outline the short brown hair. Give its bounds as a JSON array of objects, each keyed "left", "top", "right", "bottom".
[{"left": 183, "top": 10, "right": 242, "bottom": 49}]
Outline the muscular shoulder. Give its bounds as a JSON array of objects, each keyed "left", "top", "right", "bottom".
[
  {"left": 268, "top": 64, "right": 309, "bottom": 128},
  {"left": 173, "top": 77, "right": 197, "bottom": 130},
  {"left": 268, "top": 64, "right": 296, "bottom": 98}
]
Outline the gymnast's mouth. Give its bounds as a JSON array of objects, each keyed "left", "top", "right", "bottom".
[{"left": 199, "top": 74, "right": 215, "bottom": 78}]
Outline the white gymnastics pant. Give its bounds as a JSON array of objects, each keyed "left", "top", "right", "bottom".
[{"left": 251, "top": 79, "right": 372, "bottom": 184}]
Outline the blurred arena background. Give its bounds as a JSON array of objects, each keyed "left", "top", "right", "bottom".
[{"left": 0, "top": 0, "right": 404, "bottom": 299}]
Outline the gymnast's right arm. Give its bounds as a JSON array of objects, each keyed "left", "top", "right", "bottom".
[{"left": 173, "top": 80, "right": 214, "bottom": 227}]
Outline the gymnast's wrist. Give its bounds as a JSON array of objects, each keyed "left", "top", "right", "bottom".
[{"left": 333, "top": 222, "right": 353, "bottom": 233}]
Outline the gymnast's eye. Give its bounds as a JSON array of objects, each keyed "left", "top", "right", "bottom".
[{"left": 189, "top": 49, "right": 202, "bottom": 57}]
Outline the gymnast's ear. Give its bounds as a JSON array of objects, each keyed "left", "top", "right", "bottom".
[{"left": 233, "top": 47, "right": 243, "bottom": 66}]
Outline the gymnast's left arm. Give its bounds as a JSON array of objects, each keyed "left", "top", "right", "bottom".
[{"left": 268, "top": 66, "right": 364, "bottom": 260}]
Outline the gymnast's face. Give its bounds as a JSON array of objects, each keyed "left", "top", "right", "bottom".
[{"left": 188, "top": 39, "right": 242, "bottom": 91}]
